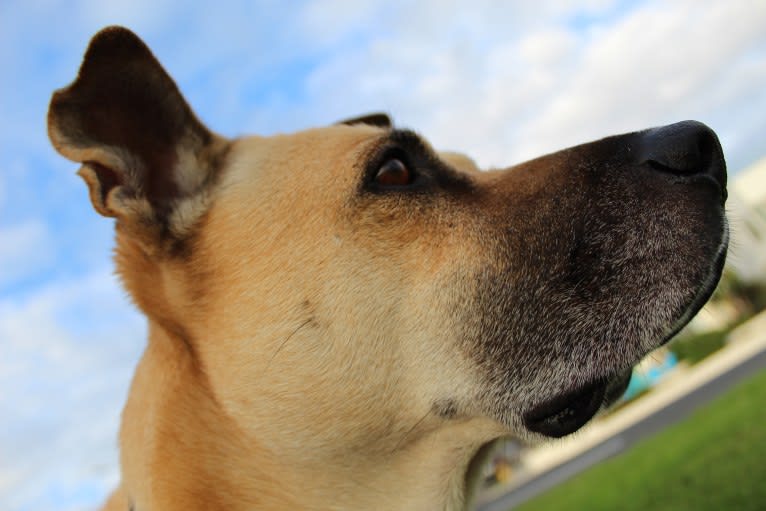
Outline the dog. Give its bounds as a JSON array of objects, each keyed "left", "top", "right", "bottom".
[{"left": 47, "top": 26, "right": 728, "bottom": 511}]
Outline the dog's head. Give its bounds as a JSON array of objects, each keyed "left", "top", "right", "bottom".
[{"left": 48, "top": 25, "right": 726, "bottom": 497}]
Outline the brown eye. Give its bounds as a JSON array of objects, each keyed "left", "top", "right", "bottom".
[{"left": 374, "top": 158, "right": 412, "bottom": 186}]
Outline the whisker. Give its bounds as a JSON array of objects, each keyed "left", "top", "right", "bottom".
[
  {"left": 266, "top": 317, "right": 314, "bottom": 371},
  {"left": 391, "top": 409, "right": 431, "bottom": 454}
]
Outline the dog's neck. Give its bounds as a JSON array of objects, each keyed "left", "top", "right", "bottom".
[{"left": 117, "top": 322, "right": 498, "bottom": 511}]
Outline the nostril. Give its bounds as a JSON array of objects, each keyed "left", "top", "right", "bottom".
[
  {"left": 641, "top": 121, "right": 711, "bottom": 174},
  {"left": 639, "top": 120, "right": 727, "bottom": 193},
  {"left": 645, "top": 129, "right": 713, "bottom": 175}
]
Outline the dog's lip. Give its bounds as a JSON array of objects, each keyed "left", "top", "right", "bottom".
[
  {"left": 660, "top": 223, "right": 729, "bottom": 346},
  {"left": 521, "top": 368, "right": 632, "bottom": 438},
  {"left": 522, "top": 378, "right": 608, "bottom": 438},
  {"left": 603, "top": 368, "right": 633, "bottom": 407}
]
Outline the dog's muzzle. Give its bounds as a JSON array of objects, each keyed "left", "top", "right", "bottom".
[{"left": 522, "top": 120, "right": 727, "bottom": 439}]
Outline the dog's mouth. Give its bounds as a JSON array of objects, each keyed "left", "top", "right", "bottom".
[
  {"left": 523, "top": 369, "right": 631, "bottom": 438},
  {"left": 523, "top": 379, "right": 607, "bottom": 438}
]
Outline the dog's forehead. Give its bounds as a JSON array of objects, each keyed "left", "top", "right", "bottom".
[
  {"left": 206, "top": 124, "right": 386, "bottom": 229},
  {"left": 220, "top": 124, "right": 386, "bottom": 192},
  {"left": 242, "top": 123, "right": 385, "bottom": 164}
]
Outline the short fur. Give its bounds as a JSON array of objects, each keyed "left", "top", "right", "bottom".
[{"left": 48, "top": 27, "right": 728, "bottom": 511}]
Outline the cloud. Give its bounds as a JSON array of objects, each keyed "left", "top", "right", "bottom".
[
  {"left": 514, "top": 0, "right": 766, "bottom": 161},
  {"left": 0, "top": 220, "right": 52, "bottom": 288},
  {"left": 264, "top": 0, "right": 766, "bottom": 171},
  {"left": 0, "top": 269, "right": 143, "bottom": 511}
]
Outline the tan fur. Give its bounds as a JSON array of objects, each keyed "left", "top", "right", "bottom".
[
  {"left": 124, "top": 130, "right": 503, "bottom": 510},
  {"left": 48, "top": 27, "right": 728, "bottom": 511}
]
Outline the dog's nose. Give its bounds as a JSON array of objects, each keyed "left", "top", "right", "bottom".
[{"left": 638, "top": 120, "right": 727, "bottom": 199}]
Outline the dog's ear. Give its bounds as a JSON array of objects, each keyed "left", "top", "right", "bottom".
[
  {"left": 336, "top": 112, "right": 392, "bottom": 128},
  {"left": 48, "top": 26, "right": 228, "bottom": 238}
]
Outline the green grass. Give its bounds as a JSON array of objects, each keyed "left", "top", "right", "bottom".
[
  {"left": 669, "top": 328, "right": 728, "bottom": 364},
  {"left": 514, "top": 368, "right": 766, "bottom": 511}
]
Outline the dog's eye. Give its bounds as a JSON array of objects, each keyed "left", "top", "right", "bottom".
[{"left": 374, "top": 158, "right": 412, "bottom": 187}]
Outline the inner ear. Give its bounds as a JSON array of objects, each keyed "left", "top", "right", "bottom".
[
  {"left": 336, "top": 112, "right": 392, "bottom": 128},
  {"left": 85, "top": 162, "right": 125, "bottom": 215}
]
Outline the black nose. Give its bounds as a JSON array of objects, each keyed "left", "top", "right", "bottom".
[{"left": 638, "top": 120, "right": 727, "bottom": 198}]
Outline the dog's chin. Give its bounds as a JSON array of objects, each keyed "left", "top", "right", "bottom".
[{"left": 521, "top": 229, "right": 728, "bottom": 439}]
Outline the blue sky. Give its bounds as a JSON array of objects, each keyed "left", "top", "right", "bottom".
[{"left": 1, "top": 1, "right": 765, "bottom": 509}]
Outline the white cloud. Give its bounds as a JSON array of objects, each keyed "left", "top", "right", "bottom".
[
  {"left": 296, "top": 0, "right": 380, "bottom": 46},
  {"left": 0, "top": 269, "right": 143, "bottom": 511},
  {"left": 514, "top": 0, "right": 766, "bottom": 161},
  {"left": 0, "top": 220, "right": 52, "bottom": 288},
  {"left": 261, "top": 0, "right": 766, "bottom": 171}
]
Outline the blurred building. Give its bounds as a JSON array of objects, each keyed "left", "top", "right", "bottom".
[
  {"left": 727, "top": 157, "right": 766, "bottom": 283},
  {"left": 684, "top": 156, "right": 766, "bottom": 333}
]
